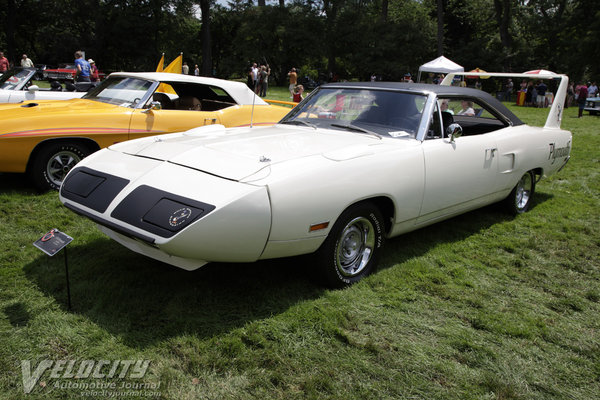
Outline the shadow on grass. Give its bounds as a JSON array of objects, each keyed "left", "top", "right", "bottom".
[
  {"left": 376, "top": 191, "right": 553, "bottom": 271},
  {"left": 0, "top": 173, "right": 37, "bottom": 195},
  {"left": 23, "top": 192, "right": 552, "bottom": 348},
  {"left": 24, "top": 237, "right": 324, "bottom": 348}
]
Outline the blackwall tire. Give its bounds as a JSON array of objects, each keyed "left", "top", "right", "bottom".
[{"left": 315, "top": 202, "right": 385, "bottom": 288}]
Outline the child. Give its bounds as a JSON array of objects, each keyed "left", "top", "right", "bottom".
[{"left": 293, "top": 85, "right": 304, "bottom": 103}]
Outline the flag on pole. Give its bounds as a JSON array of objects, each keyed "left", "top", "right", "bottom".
[
  {"left": 156, "top": 53, "right": 165, "bottom": 72},
  {"left": 157, "top": 53, "right": 183, "bottom": 95},
  {"left": 163, "top": 53, "right": 183, "bottom": 74}
]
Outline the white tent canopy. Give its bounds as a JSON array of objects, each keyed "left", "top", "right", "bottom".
[{"left": 417, "top": 56, "right": 464, "bottom": 82}]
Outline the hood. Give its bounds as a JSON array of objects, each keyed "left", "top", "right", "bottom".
[
  {"left": 112, "top": 124, "right": 387, "bottom": 181},
  {"left": 0, "top": 98, "right": 113, "bottom": 115}
]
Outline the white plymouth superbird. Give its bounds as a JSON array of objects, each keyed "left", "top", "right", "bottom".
[{"left": 60, "top": 72, "right": 572, "bottom": 287}]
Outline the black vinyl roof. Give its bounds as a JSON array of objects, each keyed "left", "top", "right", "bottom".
[{"left": 320, "top": 81, "right": 524, "bottom": 126}]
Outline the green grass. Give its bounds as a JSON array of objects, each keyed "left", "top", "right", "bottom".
[{"left": 0, "top": 99, "right": 598, "bottom": 399}]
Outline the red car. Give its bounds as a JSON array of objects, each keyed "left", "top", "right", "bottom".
[{"left": 43, "top": 63, "right": 105, "bottom": 82}]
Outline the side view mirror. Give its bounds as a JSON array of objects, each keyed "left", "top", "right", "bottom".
[
  {"left": 27, "top": 85, "right": 40, "bottom": 93},
  {"left": 446, "top": 123, "right": 463, "bottom": 142},
  {"left": 143, "top": 101, "right": 162, "bottom": 114}
]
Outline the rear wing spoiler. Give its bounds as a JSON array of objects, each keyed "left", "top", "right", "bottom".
[{"left": 440, "top": 72, "right": 569, "bottom": 130}]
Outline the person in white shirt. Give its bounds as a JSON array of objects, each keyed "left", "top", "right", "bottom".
[
  {"left": 21, "top": 54, "right": 34, "bottom": 68},
  {"left": 588, "top": 82, "right": 598, "bottom": 97},
  {"left": 457, "top": 100, "right": 475, "bottom": 116}
]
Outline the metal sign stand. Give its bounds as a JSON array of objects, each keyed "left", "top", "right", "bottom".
[
  {"left": 64, "top": 247, "right": 71, "bottom": 309},
  {"left": 33, "top": 229, "right": 74, "bottom": 310}
]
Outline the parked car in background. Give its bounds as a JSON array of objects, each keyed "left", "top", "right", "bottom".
[
  {"left": 0, "top": 72, "right": 291, "bottom": 191},
  {"left": 43, "top": 63, "right": 77, "bottom": 81},
  {"left": 0, "top": 68, "right": 87, "bottom": 103},
  {"left": 298, "top": 75, "right": 319, "bottom": 90},
  {"left": 43, "top": 62, "right": 106, "bottom": 81},
  {"left": 59, "top": 72, "right": 571, "bottom": 287},
  {"left": 584, "top": 97, "right": 600, "bottom": 115}
]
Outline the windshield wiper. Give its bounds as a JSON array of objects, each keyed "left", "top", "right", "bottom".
[
  {"left": 279, "top": 119, "right": 317, "bottom": 129},
  {"left": 330, "top": 123, "right": 382, "bottom": 140}
]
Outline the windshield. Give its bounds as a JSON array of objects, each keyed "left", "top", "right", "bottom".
[
  {"left": 0, "top": 69, "right": 34, "bottom": 90},
  {"left": 82, "top": 76, "right": 154, "bottom": 108},
  {"left": 281, "top": 87, "right": 426, "bottom": 138}
]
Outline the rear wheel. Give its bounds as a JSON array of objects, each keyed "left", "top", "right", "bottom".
[
  {"left": 30, "top": 142, "right": 90, "bottom": 191},
  {"left": 504, "top": 170, "right": 536, "bottom": 214},
  {"left": 315, "top": 202, "right": 385, "bottom": 288}
]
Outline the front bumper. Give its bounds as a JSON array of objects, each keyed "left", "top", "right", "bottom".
[{"left": 60, "top": 149, "right": 272, "bottom": 269}]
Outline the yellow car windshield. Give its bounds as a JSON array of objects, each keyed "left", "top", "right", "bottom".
[{"left": 83, "top": 77, "right": 154, "bottom": 108}]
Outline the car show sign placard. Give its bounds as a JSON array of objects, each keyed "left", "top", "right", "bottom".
[{"left": 33, "top": 229, "right": 73, "bottom": 256}]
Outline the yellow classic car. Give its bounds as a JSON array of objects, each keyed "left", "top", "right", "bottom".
[{"left": 0, "top": 72, "right": 291, "bottom": 190}]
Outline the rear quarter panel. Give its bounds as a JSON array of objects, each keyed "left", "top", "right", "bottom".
[{"left": 218, "top": 104, "right": 291, "bottom": 127}]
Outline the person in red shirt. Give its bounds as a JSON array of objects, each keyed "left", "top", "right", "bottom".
[
  {"left": 88, "top": 59, "right": 100, "bottom": 82},
  {"left": 293, "top": 85, "right": 304, "bottom": 103},
  {"left": 576, "top": 82, "right": 588, "bottom": 118},
  {"left": 0, "top": 52, "right": 10, "bottom": 72}
]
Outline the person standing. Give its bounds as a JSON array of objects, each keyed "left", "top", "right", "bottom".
[
  {"left": 505, "top": 78, "right": 514, "bottom": 102},
  {"left": 288, "top": 68, "right": 297, "bottom": 97},
  {"left": 566, "top": 82, "right": 575, "bottom": 107},
  {"left": 88, "top": 59, "right": 100, "bottom": 82},
  {"left": 0, "top": 52, "right": 10, "bottom": 72},
  {"left": 259, "top": 64, "right": 270, "bottom": 97},
  {"left": 536, "top": 81, "right": 547, "bottom": 107},
  {"left": 293, "top": 85, "right": 304, "bottom": 103},
  {"left": 576, "top": 82, "right": 588, "bottom": 118},
  {"left": 588, "top": 81, "right": 598, "bottom": 97},
  {"left": 194, "top": 64, "right": 200, "bottom": 76},
  {"left": 74, "top": 51, "right": 91, "bottom": 82},
  {"left": 21, "top": 54, "right": 34, "bottom": 68},
  {"left": 251, "top": 63, "right": 259, "bottom": 93},
  {"left": 182, "top": 62, "right": 189, "bottom": 75}
]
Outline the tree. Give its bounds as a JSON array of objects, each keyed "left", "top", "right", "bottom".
[
  {"left": 199, "top": 0, "right": 213, "bottom": 75},
  {"left": 437, "top": 0, "right": 444, "bottom": 56}
]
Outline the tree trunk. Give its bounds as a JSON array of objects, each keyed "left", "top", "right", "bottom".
[
  {"left": 381, "top": 0, "right": 388, "bottom": 23},
  {"left": 323, "top": 0, "right": 340, "bottom": 79},
  {"left": 6, "top": 0, "right": 16, "bottom": 63},
  {"left": 437, "top": 0, "right": 443, "bottom": 56},
  {"left": 493, "top": 0, "right": 513, "bottom": 48},
  {"left": 199, "top": 0, "right": 212, "bottom": 76}
]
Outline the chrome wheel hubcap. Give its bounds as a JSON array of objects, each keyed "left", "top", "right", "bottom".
[
  {"left": 336, "top": 217, "right": 375, "bottom": 277},
  {"left": 515, "top": 173, "right": 533, "bottom": 210},
  {"left": 47, "top": 150, "right": 81, "bottom": 186}
]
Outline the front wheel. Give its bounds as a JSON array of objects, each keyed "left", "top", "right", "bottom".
[
  {"left": 315, "top": 202, "right": 385, "bottom": 288},
  {"left": 30, "top": 142, "right": 90, "bottom": 191},
  {"left": 504, "top": 170, "right": 536, "bottom": 215}
]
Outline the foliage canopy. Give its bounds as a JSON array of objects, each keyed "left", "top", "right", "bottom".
[{"left": 0, "top": 0, "right": 598, "bottom": 84}]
